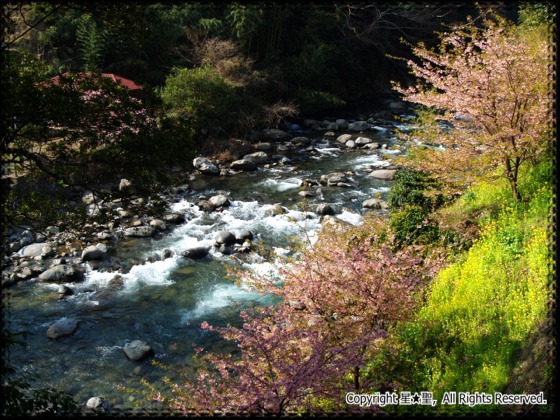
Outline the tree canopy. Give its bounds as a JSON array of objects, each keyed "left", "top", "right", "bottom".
[{"left": 391, "top": 9, "right": 553, "bottom": 201}]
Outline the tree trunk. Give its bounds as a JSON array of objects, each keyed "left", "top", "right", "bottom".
[
  {"left": 353, "top": 366, "right": 360, "bottom": 391},
  {"left": 505, "top": 157, "right": 522, "bottom": 201}
]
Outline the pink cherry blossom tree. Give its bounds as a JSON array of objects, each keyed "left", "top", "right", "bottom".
[{"left": 391, "top": 10, "right": 552, "bottom": 201}]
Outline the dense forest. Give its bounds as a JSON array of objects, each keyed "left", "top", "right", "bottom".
[{"left": 1, "top": 1, "right": 556, "bottom": 416}]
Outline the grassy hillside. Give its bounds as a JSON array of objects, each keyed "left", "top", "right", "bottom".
[{"left": 368, "top": 157, "right": 555, "bottom": 416}]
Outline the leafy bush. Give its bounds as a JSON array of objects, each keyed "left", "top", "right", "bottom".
[
  {"left": 388, "top": 168, "right": 446, "bottom": 212},
  {"left": 389, "top": 205, "right": 440, "bottom": 246},
  {"left": 161, "top": 66, "right": 240, "bottom": 134}
]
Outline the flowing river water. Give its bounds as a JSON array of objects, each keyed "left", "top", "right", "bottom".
[{"left": 4, "top": 105, "right": 416, "bottom": 410}]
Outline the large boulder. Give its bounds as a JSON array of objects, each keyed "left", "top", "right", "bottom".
[
  {"left": 214, "top": 230, "right": 236, "bottom": 246},
  {"left": 193, "top": 157, "right": 220, "bottom": 175},
  {"left": 18, "top": 242, "right": 51, "bottom": 258},
  {"left": 164, "top": 213, "right": 186, "bottom": 224},
  {"left": 230, "top": 159, "right": 257, "bottom": 171},
  {"left": 39, "top": 264, "right": 85, "bottom": 283},
  {"left": 355, "top": 136, "right": 373, "bottom": 146},
  {"left": 123, "top": 226, "right": 156, "bottom": 237},
  {"left": 243, "top": 151, "right": 269, "bottom": 164},
  {"left": 291, "top": 136, "right": 311, "bottom": 147},
  {"left": 123, "top": 340, "right": 155, "bottom": 361},
  {"left": 320, "top": 172, "right": 350, "bottom": 186},
  {"left": 369, "top": 169, "right": 397, "bottom": 180},
  {"left": 85, "top": 397, "right": 109, "bottom": 413},
  {"left": 362, "top": 198, "right": 388, "bottom": 210},
  {"left": 81, "top": 243, "right": 109, "bottom": 261},
  {"left": 316, "top": 204, "right": 335, "bottom": 216},
  {"left": 232, "top": 229, "right": 254, "bottom": 244},
  {"left": 47, "top": 318, "right": 78, "bottom": 339},
  {"left": 209, "top": 194, "right": 230, "bottom": 208},
  {"left": 149, "top": 219, "right": 167, "bottom": 231},
  {"left": 336, "top": 134, "right": 352, "bottom": 144},
  {"left": 180, "top": 246, "right": 211, "bottom": 260}
]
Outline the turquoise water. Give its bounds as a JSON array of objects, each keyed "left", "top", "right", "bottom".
[{"left": 4, "top": 117, "right": 409, "bottom": 410}]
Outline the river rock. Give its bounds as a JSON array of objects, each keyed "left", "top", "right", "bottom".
[
  {"left": 162, "top": 249, "right": 174, "bottom": 259},
  {"left": 348, "top": 121, "right": 369, "bottom": 131},
  {"left": 86, "top": 396, "right": 108, "bottom": 412},
  {"left": 163, "top": 213, "right": 186, "bottom": 224},
  {"left": 336, "top": 134, "right": 352, "bottom": 144},
  {"left": 119, "top": 178, "right": 132, "bottom": 191},
  {"left": 47, "top": 318, "right": 78, "bottom": 339},
  {"left": 129, "top": 219, "right": 143, "bottom": 227},
  {"left": 57, "top": 285, "right": 74, "bottom": 296},
  {"left": 193, "top": 157, "right": 220, "bottom": 174},
  {"left": 123, "top": 340, "right": 155, "bottom": 361},
  {"left": 96, "top": 231, "right": 113, "bottom": 240},
  {"left": 180, "top": 246, "right": 211, "bottom": 260},
  {"left": 316, "top": 204, "right": 335, "bottom": 216},
  {"left": 149, "top": 219, "right": 167, "bottom": 231},
  {"left": 217, "top": 244, "right": 234, "bottom": 255},
  {"left": 320, "top": 172, "right": 349, "bottom": 186},
  {"left": 82, "top": 191, "right": 97, "bottom": 205},
  {"left": 232, "top": 229, "right": 253, "bottom": 244},
  {"left": 197, "top": 200, "right": 215, "bottom": 212},
  {"left": 345, "top": 140, "right": 356, "bottom": 148},
  {"left": 362, "top": 198, "right": 388, "bottom": 209},
  {"left": 209, "top": 194, "right": 230, "bottom": 208},
  {"left": 123, "top": 226, "right": 156, "bottom": 237},
  {"left": 230, "top": 159, "right": 257, "bottom": 171},
  {"left": 319, "top": 215, "right": 355, "bottom": 237},
  {"left": 18, "top": 242, "right": 50, "bottom": 258},
  {"left": 355, "top": 136, "right": 373, "bottom": 145},
  {"left": 81, "top": 243, "right": 108, "bottom": 261},
  {"left": 369, "top": 169, "right": 397, "bottom": 180},
  {"left": 38, "top": 264, "right": 85, "bottom": 283},
  {"left": 243, "top": 151, "right": 268, "bottom": 164},
  {"left": 291, "top": 136, "right": 311, "bottom": 146},
  {"left": 299, "top": 190, "right": 315, "bottom": 198},
  {"left": 214, "top": 230, "right": 236, "bottom": 246},
  {"left": 262, "top": 129, "right": 291, "bottom": 141}
]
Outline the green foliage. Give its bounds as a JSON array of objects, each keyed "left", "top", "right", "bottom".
[
  {"left": 372, "top": 158, "right": 554, "bottom": 415},
  {"left": 389, "top": 205, "right": 440, "bottom": 246},
  {"left": 161, "top": 66, "right": 240, "bottom": 134},
  {"left": 388, "top": 169, "right": 448, "bottom": 247},
  {"left": 227, "top": 3, "right": 264, "bottom": 52},
  {"left": 76, "top": 13, "right": 108, "bottom": 71},
  {"left": 518, "top": 2, "right": 557, "bottom": 27},
  {"left": 2, "top": 173, "right": 87, "bottom": 230},
  {"left": 388, "top": 168, "right": 446, "bottom": 212}
]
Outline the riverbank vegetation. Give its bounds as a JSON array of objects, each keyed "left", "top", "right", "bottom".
[{"left": 2, "top": 2, "right": 555, "bottom": 416}]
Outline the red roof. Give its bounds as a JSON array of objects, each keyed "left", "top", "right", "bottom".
[{"left": 50, "top": 72, "right": 143, "bottom": 90}]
